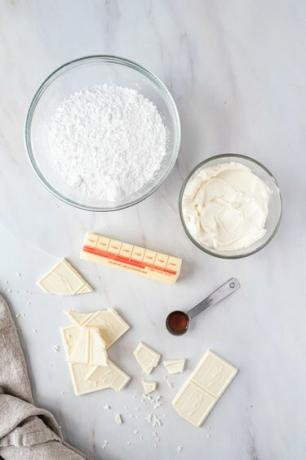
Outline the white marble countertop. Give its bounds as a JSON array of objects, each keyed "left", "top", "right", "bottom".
[{"left": 1, "top": 1, "right": 305, "bottom": 459}]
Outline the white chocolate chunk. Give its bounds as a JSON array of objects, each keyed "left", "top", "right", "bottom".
[
  {"left": 86, "top": 360, "right": 131, "bottom": 391},
  {"left": 63, "top": 309, "right": 129, "bottom": 349},
  {"left": 133, "top": 342, "right": 161, "bottom": 374},
  {"left": 69, "top": 327, "right": 107, "bottom": 366},
  {"left": 37, "top": 259, "right": 93, "bottom": 295},
  {"left": 81, "top": 309, "right": 130, "bottom": 348},
  {"left": 172, "top": 350, "right": 238, "bottom": 427},
  {"left": 163, "top": 359, "right": 186, "bottom": 374},
  {"left": 115, "top": 413, "right": 123, "bottom": 425},
  {"left": 70, "top": 327, "right": 90, "bottom": 363},
  {"left": 61, "top": 308, "right": 131, "bottom": 395},
  {"left": 61, "top": 326, "right": 80, "bottom": 360},
  {"left": 68, "top": 362, "right": 100, "bottom": 396},
  {"left": 64, "top": 310, "right": 94, "bottom": 326},
  {"left": 90, "top": 328, "right": 108, "bottom": 366},
  {"left": 142, "top": 380, "right": 158, "bottom": 395}
]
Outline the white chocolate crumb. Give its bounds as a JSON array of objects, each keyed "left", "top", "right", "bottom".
[
  {"left": 15, "top": 313, "right": 21, "bottom": 319},
  {"left": 104, "top": 405, "right": 111, "bottom": 410},
  {"left": 177, "top": 446, "right": 183, "bottom": 453},
  {"left": 164, "top": 375, "right": 174, "bottom": 388},
  {"left": 101, "top": 440, "right": 108, "bottom": 449},
  {"left": 33, "top": 329, "right": 38, "bottom": 333},
  {"left": 133, "top": 430, "right": 139, "bottom": 435},
  {"left": 16, "top": 273, "right": 21, "bottom": 278},
  {"left": 115, "top": 413, "right": 123, "bottom": 425},
  {"left": 146, "top": 413, "right": 162, "bottom": 428},
  {"left": 52, "top": 345, "right": 60, "bottom": 352},
  {"left": 127, "top": 441, "right": 131, "bottom": 446}
]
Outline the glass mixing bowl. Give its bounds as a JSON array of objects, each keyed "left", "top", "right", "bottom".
[
  {"left": 25, "top": 55, "right": 181, "bottom": 211},
  {"left": 179, "top": 154, "right": 282, "bottom": 259}
]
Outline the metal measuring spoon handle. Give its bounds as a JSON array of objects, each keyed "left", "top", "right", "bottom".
[{"left": 187, "top": 278, "right": 240, "bottom": 320}]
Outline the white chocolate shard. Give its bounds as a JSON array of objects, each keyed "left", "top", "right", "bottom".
[
  {"left": 133, "top": 342, "right": 161, "bottom": 374},
  {"left": 67, "top": 362, "right": 102, "bottom": 396},
  {"left": 69, "top": 327, "right": 107, "bottom": 366},
  {"left": 163, "top": 359, "right": 186, "bottom": 374},
  {"left": 172, "top": 350, "right": 238, "bottom": 427},
  {"left": 64, "top": 310, "right": 94, "bottom": 326},
  {"left": 37, "top": 259, "right": 93, "bottom": 295},
  {"left": 86, "top": 360, "right": 131, "bottom": 391},
  {"left": 81, "top": 309, "right": 130, "bottom": 348},
  {"left": 142, "top": 380, "right": 157, "bottom": 395},
  {"left": 114, "top": 413, "right": 123, "bottom": 425}
]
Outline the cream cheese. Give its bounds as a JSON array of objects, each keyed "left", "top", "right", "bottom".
[{"left": 182, "top": 162, "right": 271, "bottom": 251}]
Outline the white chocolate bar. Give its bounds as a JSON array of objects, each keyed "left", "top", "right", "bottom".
[
  {"left": 37, "top": 258, "right": 93, "bottom": 295},
  {"left": 80, "top": 232, "right": 182, "bottom": 284},
  {"left": 172, "top": 350, "right": 238, "bottom": 427},
  {"left": 133, "top": 342, "right": 161, "bottom": 374}
]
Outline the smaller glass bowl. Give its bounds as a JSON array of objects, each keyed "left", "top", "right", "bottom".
[{"left": 179, "top": 154, "right": 282, "bottom": 259}]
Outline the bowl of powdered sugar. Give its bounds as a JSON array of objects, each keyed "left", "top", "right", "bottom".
[{"left": 25, "top": 55, "right": 180, "bottom": 211}]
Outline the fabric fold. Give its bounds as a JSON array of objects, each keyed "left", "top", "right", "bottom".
[{"left": 0, "top": 295, "right": 87, "bottom": 459}]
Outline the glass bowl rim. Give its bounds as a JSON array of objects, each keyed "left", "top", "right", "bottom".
[
  {"left": 25, "top": 54, "right": 181, "bottom": 212},
  {"left": 179, "top": 153, "right": 282, "bottom": 259}
]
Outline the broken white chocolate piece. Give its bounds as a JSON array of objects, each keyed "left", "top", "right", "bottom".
[
  {"left": 172, "top": 350, "right": 238, "bottom": 427},
  {"left": 133, "top": 342, "right": 161, "bottom": 374},
  {"left": 68, "top": 362, "right": 100, "bottom": 396},
  {"left": 64, "top": 308, "right": 130, "bottom": 349},
  {"left": 163, "top": 359, "right": 186, "bottom": 374},
  {"left": 81, "top": 309, "right": 130, "bottom": 348},
  {"left": 114, "top": 413, "right": 123, "bottom": 425},
  {"left": 142, "top": 380, "right": 158, "bottom": 395},
  {"left": 64, "top": 310, "right": 94, "bottom": 326},
  {"left": 61, "top": 308, "right": 131, "bottom": 395},
  {"left": 86, "top": 360, "right": 131, "bottom": 391},
  {"left": 69, "top": 327, "right": 107, "bottom": 367},
  {"left": 37, "top": 259, "right": 92, "bottom": 296},
  {"left": 61, "top": 326, "right": 81, "bottom": 360}
]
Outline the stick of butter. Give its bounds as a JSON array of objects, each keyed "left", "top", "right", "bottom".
[
  {"left": 80, "top": 232, "right": 182, "bottom": 284},
  {"left": 172, "top": 350, "right": 238, "bottom": 427},
  {"left": 37, "top": 258, "right": 93, "bottom": 295}
]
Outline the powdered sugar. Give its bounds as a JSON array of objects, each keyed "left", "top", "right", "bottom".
[{"left": 48, "top": 84, "right": 167, "bottom": 202}]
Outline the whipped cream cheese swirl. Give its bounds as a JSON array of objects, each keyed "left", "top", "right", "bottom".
[{"left": 182, "top": 162, "right": 271, "bottom": 251}]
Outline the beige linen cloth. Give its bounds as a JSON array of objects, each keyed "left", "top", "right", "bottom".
[{"left": 0, "top": 295, "right": 87, "bottom": 459}]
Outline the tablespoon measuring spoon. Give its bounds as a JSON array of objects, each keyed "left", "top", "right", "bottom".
[{"left": 166, "top": 278, "right": 240, "bottom": 335}]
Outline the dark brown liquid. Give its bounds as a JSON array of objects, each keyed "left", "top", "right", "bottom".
[{"left": 166, "top": 311, "right": 189, "bottom": 335}]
